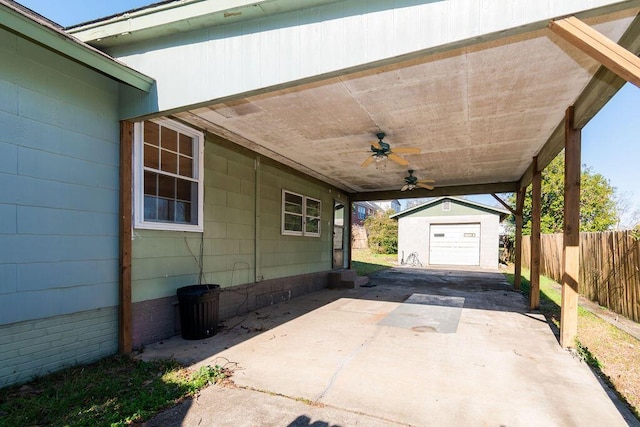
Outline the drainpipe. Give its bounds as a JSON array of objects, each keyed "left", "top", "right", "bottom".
[{"left": 254, "top": 156, "right": 261, "bottom": 282}]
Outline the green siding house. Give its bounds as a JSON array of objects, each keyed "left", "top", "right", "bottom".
[{"left": 1, "top": 0, "right": 638, "bottom": 387}]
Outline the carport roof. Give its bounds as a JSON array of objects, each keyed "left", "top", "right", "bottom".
[
  {"left": 390, "top": 196, "right": 511, "bottom": 220},
  {"left": 70, "top": 1, "right": 640, "bottom": 201}
]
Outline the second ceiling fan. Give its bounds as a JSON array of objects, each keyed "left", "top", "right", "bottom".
[
  {"left": 401, "top": 169, "right": 435, "bottom": 191},
  {"left": 361, "top": 132, "right": 420, "bottom": 167}
]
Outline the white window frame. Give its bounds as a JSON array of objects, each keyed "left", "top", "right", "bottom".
[
  {"left": 304, "top": 196, "right": 321, "bottom": 237},
  {"left": 133, "top": 118, "right": 204, "bottom": 232},
  {"left": 281, "top": 190, "right": 321, "bottom": 237}
]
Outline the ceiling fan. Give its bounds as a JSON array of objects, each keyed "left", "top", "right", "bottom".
[
  {"left": 361, "top": 132, "right": 420, "bottom": 167},
  {"left": 401, "top": 170, "right": 435, "bottom": 191}
]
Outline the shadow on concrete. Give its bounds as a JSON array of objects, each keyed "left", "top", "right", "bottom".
[
  {"left": 287, "top": 415, "right": 339, "bottom": 427},
  {"left": 138, "top": 266, "right": 530, "bottom": 367}
]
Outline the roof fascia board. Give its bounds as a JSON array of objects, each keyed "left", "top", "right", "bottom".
[
  {"left": 519, "top": 10, "right": 640, "bottom": 189},
  {"left": 390, "top": 196, "right": 509, "bottom": 219},
  {"left": 352, "top": 182, "right": 519, "bottom": 203},
  {"left": 0, "top": 2, "right": 154, "bottom": 92},
  {"left": 68, "top": 0, "right": 342, "bottom": 48}
]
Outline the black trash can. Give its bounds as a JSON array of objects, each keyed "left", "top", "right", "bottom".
[{"left": 177, "top": 284, "right": 221, "bottom": 340}]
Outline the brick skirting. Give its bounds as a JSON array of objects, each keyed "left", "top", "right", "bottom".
[{"left": 132, "top": 270, "right": 330, "bottom": 348}]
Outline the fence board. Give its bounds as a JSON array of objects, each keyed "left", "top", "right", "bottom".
[{"left": 521, "top": 231, "right": 640, "bottom": 322}]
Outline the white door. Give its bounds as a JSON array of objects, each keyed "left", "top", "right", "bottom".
[{"left": 429, "top": 224, "right": 481, "bottom": 266}]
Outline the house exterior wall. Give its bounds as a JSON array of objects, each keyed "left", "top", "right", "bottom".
[
  {"left": 131, "top": 133, "right": 347, "bottom": 347},
  {"left": 0, "top": 28, "right": 121, "bottom": 386},
  {"left": 397, "top": 211, "right": 501, "bottom": 270}
]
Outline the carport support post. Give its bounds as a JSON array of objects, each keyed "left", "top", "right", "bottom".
[
  {"left": 514, "top": 188, "right": 525, "bottom": 291},
  {"left": 119, "top": 121, "right": 133, "bottom": 354},
  {"left": 560, "top": 106, "right": 581, "bottom": 348},
  {"left": 530, "top": 157, "right": 541, "bottom": 310}
]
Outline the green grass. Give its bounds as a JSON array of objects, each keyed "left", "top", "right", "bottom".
[
  {"left": 0, "top": 355, "right": 229, "bottom": 427},
  {"left": 352, "top": 248, "right": 397, "bottom": 275}
]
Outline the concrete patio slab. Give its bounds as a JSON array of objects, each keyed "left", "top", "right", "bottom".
[{"left": 139, "top": 268, "right": 636, "bottom": 426}]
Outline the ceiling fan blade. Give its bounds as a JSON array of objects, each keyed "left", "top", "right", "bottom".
[
  {"left": 417, "top": 179, "right": 435, "bottom": 184},
  {"left": 361, "top": 156, "right": 375, "bottom": 167},
  {"left": 401, "top": 184, "right": 409, "bottom": 191},
  {"left": 417, "top": 183, "right": 434, "bottom": 190},
  {"left": 392, "top": 147, "right": 421, "bottom": 154},
  {"left": 371, "top": 142, "right": 382, "bottom": 150},
  {"left": 388, "top": 153, "right": 409, "bottom": 166}
]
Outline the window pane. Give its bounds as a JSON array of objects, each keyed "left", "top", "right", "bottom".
[
  {"left": 306, "top": 199, "right": 320, "bottom": 217},
  {"left": 176, "top": 201, "right": 192, "bottom": 223},
  {"left": 161, "top": 126, "right": 178, "bottom": 152},
  {"left": 157, "top": 198, "right": 175, "bottom": 221},
  {"left": 144, "top": 121, "right": 159, "bottom": 146},
  {"left": 144, "top": 171, "right": 157, "bottom": 196},
  {"left": 161, "top": 151, "right": 178, "bottom": 174},
  {"left": 284, "top": 213, "right": 303, "bottom": 232},
  {"left": 179, "top": 155, "right": 193, "bottom": 178},
  {"left": 158, "top": 175, "right": 175, "bottom": 199},
  {"left": 144, "top": 144, "right": 159, "bottom": 168},
  {"left": 144, "top": 195, "right": 157, "bottom": 220},
  {"left": 179, "top": 134, "right": 193, "bottom": 156},
  {"left": 305, "top": 217, "right": 320, "bottom": 234},
  {"left": 284, "top": 192, "right": 303, "bottom": 214},
  {"left": 176, "top": 179, "right": 192, "bottom": 201}
]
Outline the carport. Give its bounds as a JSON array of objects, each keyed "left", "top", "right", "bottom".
[{"left": 68, "top": 0, "right": 640, "bottom": 350}]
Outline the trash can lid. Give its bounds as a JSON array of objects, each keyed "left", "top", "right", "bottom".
[{"left": 177, "top": 284, "right": 220, "bottom": 297}]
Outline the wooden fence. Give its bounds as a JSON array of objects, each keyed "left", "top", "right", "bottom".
[{"left": 521, "top": 231, "right": 640, "bottom": 322}]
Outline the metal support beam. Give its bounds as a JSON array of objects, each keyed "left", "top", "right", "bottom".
[
  {"left": 550, "top": 16, "right": 640, "bottom": 89},
  {"left": 119, "top": 121, "right": 133, "bottom": 354},
  {"left": 561, "top": 106, "right": 581, "bottom": 348},
  {"left": 530, "top": 157, "right": 541, "bottom": 310}
]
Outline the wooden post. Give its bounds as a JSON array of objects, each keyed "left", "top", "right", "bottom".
[
  {"left": 119, "top": 121, "right": 133, "bottom": 354},
  {"left": 514, "top": 189, "right": 525, "bottom": 291},
  {"left": 561, "top": 106, "right": 581, "bottom": 348},
  {"left": 530, "top": 157, "right": 541, "bottom": 310}
]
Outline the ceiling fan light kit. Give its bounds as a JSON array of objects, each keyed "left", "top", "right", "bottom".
[{"left": 361, "top": 132, "right": 420, "bottom": 168}]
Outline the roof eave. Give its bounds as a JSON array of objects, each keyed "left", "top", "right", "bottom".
[
  {"left": 67, "top": 0, "right": 343, "bottom": 48},
  {"left": 0, "top": 1, "right": 154, "bottom": 92}
]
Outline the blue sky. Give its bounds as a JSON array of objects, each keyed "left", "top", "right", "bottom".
[{"left": 17, "top": 1, "right": 640, "bottom": 223}]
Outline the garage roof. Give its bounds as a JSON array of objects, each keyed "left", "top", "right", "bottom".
[
  {"left": 391, "top": 197, "right": 510, "bottom": 221},
  {"left": 70, "top": 1, "right": 640, "bottom": 201}
]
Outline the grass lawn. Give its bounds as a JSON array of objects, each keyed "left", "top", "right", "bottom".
[
  {"left": 504, "top": 268, "right": 640, "bottom": 419},
  {"left": 0, "top": 355, "right": 230, "bottom": 426},
  {"left": 351, "top": 248, "right": 397, "bottom": 275}
]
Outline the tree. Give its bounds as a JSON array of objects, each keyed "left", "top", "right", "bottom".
[
  {"left": 364, "top": 209, "right": 398, "bottom": 254},
  {"left": 507, "top": 153, "right": 617, "bottom": 235}
]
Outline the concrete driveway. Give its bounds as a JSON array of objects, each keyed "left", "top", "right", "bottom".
[{"left": 139, "top": 268, "right": 636, "bottom": 426}]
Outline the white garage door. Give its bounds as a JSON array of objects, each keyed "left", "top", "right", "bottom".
[{"left": 429, "top": 223, "right": 481, "bottom": 266}]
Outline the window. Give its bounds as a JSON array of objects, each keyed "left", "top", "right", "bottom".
[
  {"left": 442, "top": 200, "right": 451, "bottom": 211},
  {"left": 282, "top": 190, "right": 321, "bottom": 237},
  {"left": 134, "top": 119, "right": 204, "bottom": 232},
  {"left": 357, "top": 206, "right": 366, "bottom": 220}
]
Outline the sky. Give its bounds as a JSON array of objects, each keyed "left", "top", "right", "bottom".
[{"left": 16, "top": 1, "right": 640, "bottom": 224}]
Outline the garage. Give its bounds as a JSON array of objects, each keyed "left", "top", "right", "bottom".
[
  {"left": 392, "top": 197, "right": 509, "bottom": 269},
  {"left": 429, "top": 223, "right": 481, "bottom": 266}
]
